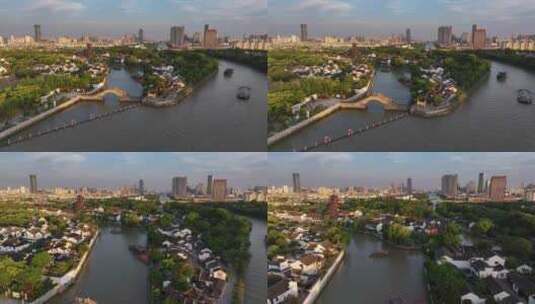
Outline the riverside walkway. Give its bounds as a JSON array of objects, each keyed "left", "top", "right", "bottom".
[
  {"left": 268, "top": 94, "right": 408, "bottom": 147},
  {"left": 1, "top": 104, "right": 140, "bottom": 147},
  {"left": 296, "top": 113, "right": 409, "bottom": 151}
]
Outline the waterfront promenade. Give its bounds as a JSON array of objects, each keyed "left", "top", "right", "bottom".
[{"left": 303, "top": 249, "right": 345, "bottom": 304}]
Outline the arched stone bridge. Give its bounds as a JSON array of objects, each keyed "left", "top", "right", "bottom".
[
  {"left": 342, "top": 94, "right": 407, "bottom": 111},
  {"left": 79, "top": 87, "right": 140, "bottom": 102}
]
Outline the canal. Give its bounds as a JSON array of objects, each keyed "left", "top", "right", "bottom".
[
  {"left": 271, "top": 60, "right": 535, "bottom": 151},
  {"left": 243, "top": 217, "right": 267, "bottom": 304},
  {"left": 2, "top": 59, "right": 267, "bottom": 151},
  {"left": 48, "top": 217, "right": 265, "bottom": 304},
  {"left": 50, "top": 226, "right": 148, "bottom": 304},
  {"left": 316, "top": 233, "right": 427, "bottom": 304}
]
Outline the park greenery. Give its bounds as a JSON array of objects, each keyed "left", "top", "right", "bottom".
[
  {"left": 0, "top": 49, "right": 105, "bottom": 122},
  {"left": 268, "top": 48, "right": 369, "bottom": 133},
  {"left": 204, "top": 49, "right": 267, "bottom": 72},
  {"left": 477, "top": 49, "right": 535, "bottom": 71}
]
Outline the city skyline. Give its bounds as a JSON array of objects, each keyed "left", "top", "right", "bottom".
[
  {"left": 0, "top": 152, "right": 267, "bottom": 191},
  {"left": 268, "top": 0, "right": 535, "bottom": 39},
  {"left": 266, "top": 153, "right": 535, "bottom": 189},
  {"left": 0, "top": 0, "right": 267, "bottom": 39}
]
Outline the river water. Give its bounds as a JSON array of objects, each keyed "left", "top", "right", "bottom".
[
  {"left": 50, "top": 226, "right": 148, "bottom": 304},
  {"left": 271, "top": 60, "right": 535, "bottom": 151},
  {"left": 2, "top": 59, "right": 267, "bottom": 151},
  {"left": 243, "top": 217, "right": 267, "bottom": 304},
  {"left": 316, "top": 234, "right": 427, "bottom": 304},
  {"left": 46, "top": 217, "right": 265, "bottom": 304}
]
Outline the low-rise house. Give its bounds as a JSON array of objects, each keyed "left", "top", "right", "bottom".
[
  {"left": 267, "top": 277, "right": 298, "bottom": 304},
  {"left": 461, "top": 292, "right": 486, "bottom": 304}
]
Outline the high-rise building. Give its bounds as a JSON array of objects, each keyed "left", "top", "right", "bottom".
[
  {"left": 203, "top": 24, "right": 209, "bottom": 46},
  {"left": 406, "top": 28, "right": 412, "bottom": 44},
  {"left": 407, "top": 178, "right": 413, "bottom": 195},
  {"left": 29, "top": 174, "right": 38, "bottom": 193},
  {"left": 472, "top": 24, "right": 487, "bottom": 49},
  {"left": 204, "top": 29, "right": 218, "bottom": 48},
  {"left": 438, "top": 26, "right": 453, "bottom": 46},
  {"left": 477, "top": 173, "right": 484, "bottom": 193},
  {"left": 489, "top": 176, "right": 507, "bottom": 201},
  {"left": 138, "top": 28, "right": 144, "bottom": 43},
  {"left": 207, "top": 175, "right": 213, "bottom": 195},
  {"left": 292, "top": 173, "right": 301, "bottom": 193},
  {"left": 34, "top": 24, "right": 42, "bottom": 42},
  {"left": 139, "top": 179, "right": 144, "bottom": 195},
  {"left": 212, "top": 179, "right": 227, "bottom": 201},
  {"left": 441, "top": 174, "right": 458, "bottom": 197},
  {"left": 300, "top": 24, "right": 308, "bottom": 42},
  {"left": 170, "top": 26, "right": 185, "bottom": 47},
  {"left": 172, "top": 176, "right": 187, "bottom": 197}
]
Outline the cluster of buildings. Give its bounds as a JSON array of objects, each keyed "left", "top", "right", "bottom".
[
  {"left": 267, "top": 211, "right": 342, "bottom": 304},
  {"left": 440, "top": 173, "right": 515, "bottom": 202},
  {"left": 414, "top": 65, "right": 458, "bottom": 109},
  {"left": 146, "top": 64, "right": 186, "bottom": 98},
  {"left": 437, "top": 24, "right": 488, "bottom": 49},
  {"left": 0, "top": 215, "right": 92, "bottom": 264},
  {"left": 155, "top": 222, "right": 228, "bottom": 303},
  {"left": 439, "top": 241, "right": 535, "bottom": 303},
  {"left": 171, "top": 175, "right": 229, "bottom": 201},
  {"left": 169, "top": 24, "right": 219, "bottom": 49}
]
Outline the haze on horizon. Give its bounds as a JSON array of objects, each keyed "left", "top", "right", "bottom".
[
  {"left": 268, "top": 0, "right": 535, "bottom": 40},
  {"left": 0, "top": 0, "right": 267, "bottom": 40},
  {"left": 0, "top": 152, "right": 268, "bottom": 192},
  {"left": 267, "top": 153, "right": 535, "bottom": 191}
]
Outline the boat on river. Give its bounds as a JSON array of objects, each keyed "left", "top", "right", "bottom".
[
  {"left": 224, "top": 68, "right": 234, "bottom": 77},
  {"left": 518, "top": 89, "right": 533, "bottom": 104},
  {"left": 129, "top": 245, "right": 149, "bottom": 264},
  {"left": 237, "top": 86, "right": 251, "bottom": 100},
  {"left": 75, "top": 297, "right": 97, "bottom": 304},
  {"left": 497, "top": 71, "right": 507, "bottom": 81}
]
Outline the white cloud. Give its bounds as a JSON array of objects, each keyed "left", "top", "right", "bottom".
[
  {"left": 27, "top": 0, "right": 86, "bottom": 13},
  {"left": 25, "top": 152, "right": 87, "bottom": 164},
  {"left": 292, "top": 0, "right": 352, "bottom": 13},
  {"left": 440, "top": 0, "right": 535, "bottom": 21}
]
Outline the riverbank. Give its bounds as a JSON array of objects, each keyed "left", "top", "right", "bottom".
[
  {"left": 267, "top": 77, "right": 376, "bottom": 147},
  {"left": 142, "top": 69, "right": 217, "bottom": 107},
  {"left": 30, "top": 229, "right": 100, "bottom": 304},
  {"left": 302, "top": 249, "right": 345, "bottom": 304}
]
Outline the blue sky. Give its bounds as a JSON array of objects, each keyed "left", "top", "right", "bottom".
[
  {"left": 0, "top": 0, "right": 267, "bottom": 39},
  {"left": 0, "top": 153, "right": 267, "bottom": 192},
  {"left": 267, "top": 153, "right": 535, "bottom": 190},
  {"left": 268, "top": 0, "right": 535, "bottom": 39}
]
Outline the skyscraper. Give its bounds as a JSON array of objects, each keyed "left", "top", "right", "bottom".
[
  {"left": 438, "top": 26, "right": 453, "bottom": 46},
  {"left": 34, "top": 24, "right": 42, "bottom": 42},
  {"left": 472, "top": 25, "right": 487, "bottom": 49},
  {"left": 139, "top": 179, "right": 144, "bottom": 195},
  {"left": 292, "top": 173, "right": 301, "bottom": 193},
  {"left": 207, "top": 175, "right": 213, "bottom": 195},
  {"left": 172, "top": 176, "right": 187, "bottom": 197},
  {"left": 203, "top": 24, "right": 209, "bottom": 46},
  {"left": 441, "top": 174, "right": 458, "bottom": 197},
  {"left": 170, "top": 26, "right": 185, "bottom": 47},
  {"left": 138, "top": 28, "right": 144, "bottom": 43},
  {"left": 477, "top": 172, "right": 484, "bottom": 193},
  {"left": 406, "top": 28, "right": 411, "bottom": 44},
  {"left": 300, "top": 24, "right": 308, "bottom": 42},
  {"left": 204, "top": 29, "right": 218, "bottom": 48},
  {"left": 212, "top": 179, "right": 227, "bottom": 201},
  {"left": 407, "top": 177, "right": 413, "bottom": 195},
  {"left": 29, "top": 174, "right": 38, "bottom": 193},
  {"left": 489, "top": 176, "right": 507, "bottom": 201}
]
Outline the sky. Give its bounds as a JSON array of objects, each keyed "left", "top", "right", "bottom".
[
  {"left": 3, "top": 153, "right": 535, "bottom": 192},
  {"left": 268, "top": 0, "right": 535, "bottom": 40},
  {"left": 0, "top": 0, "right": 267, "bottom": 39},
  {"left": 0, "top": 152, "right": 268, "bottom": 192},
  {"left": 266, "top": 152, "right": 535, "bottom": 190}
]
